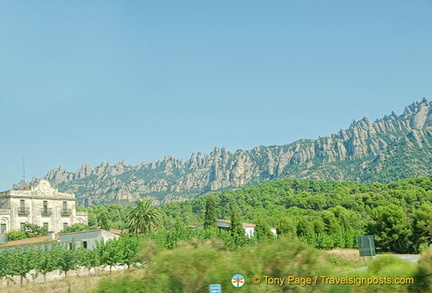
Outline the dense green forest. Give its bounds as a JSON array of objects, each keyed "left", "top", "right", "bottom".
[
  {"left": 3, "top": 176, "right": 432, "bottom": 292},
  {"left": 80, "top": 176, "right": 432, "bottom": 254}
]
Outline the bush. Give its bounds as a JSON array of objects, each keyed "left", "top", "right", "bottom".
[
  {"left": 6, "top": 231, "right": 27, "bottom": 241},
  {"left": 233, "top": 237, "right": 332, "bottom": 292},
  {"left": 94, "top": 237, "right": 334, "bottom": 293},
  {"left": 95, "top": 275, "right": 144, "bottom": 293},
  {"left": 339, "top": 256, "right": 416, "bottom": 293},
  {"left": 412, "top": 249, "right": 432, "bottom": 292}
]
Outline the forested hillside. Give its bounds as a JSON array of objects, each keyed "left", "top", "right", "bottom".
[{"left": 82, "top": 176, "right": 432, "bottom": 254}]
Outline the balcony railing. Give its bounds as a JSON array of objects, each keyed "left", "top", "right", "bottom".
[
  {"left": 61, "top": 209, "right": 72, "bottom": 216},
  {"left": 41, "top": 208, "right": 52, "bottom": 216},
  {"left": 17, "top": 207, "right": 30, "bottom": 215}
]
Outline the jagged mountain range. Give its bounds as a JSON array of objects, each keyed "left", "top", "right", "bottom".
[{"left": 15, "top": 99, "right": 432, "bottom": 206}]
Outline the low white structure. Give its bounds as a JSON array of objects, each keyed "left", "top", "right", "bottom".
[
  {"left": 59, "top": 229, "right": 120, "bottom": 250},
  {"left": 0, "top": 180, "right": 88, "bottom": 234},
  {"left": 0, "top": 229, "right": 121, "bottom": 250},
  {"left": 193, "top": 219, "right": 277, "bottom": 238}
]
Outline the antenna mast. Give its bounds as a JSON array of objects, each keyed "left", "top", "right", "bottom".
[{"left": 22, "top": 154, "right": 26, "bottom": 183}]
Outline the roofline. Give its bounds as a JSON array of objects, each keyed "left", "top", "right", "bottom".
[
  {"left": 192, "top": 219, "right": 258, "bottom": 227},
  {"left": 0, "top": 237, "right": 59, "bottom": 248},
  {"left": 59, "top": 229, "right": 107, "bottom": 236}
]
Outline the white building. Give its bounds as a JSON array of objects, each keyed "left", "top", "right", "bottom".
[
  {"left": 0, "top": 179, "right": 88, "bottom": 234},
  {"left": 59, "top": 229, "right": 120, "bottom": 250},
  {"left": 0, "top": 229, "right": 122, "bottom": 251},
  {"left": 193, "top": 219, "right": 277, "bottom": 238}
]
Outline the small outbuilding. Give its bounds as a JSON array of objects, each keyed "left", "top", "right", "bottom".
[
  {"left": 59, "top": 229, "right": 120, "bottom": 249},
  {"left": 0, "top": 229, "right": 121, "bottom": 251},
  {"left": 192, "top": 219, "right": 277, "bottom": 238}
]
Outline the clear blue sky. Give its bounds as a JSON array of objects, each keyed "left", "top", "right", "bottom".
[{"left": 1, "top": 1, "right": 431, "bottom": 190}]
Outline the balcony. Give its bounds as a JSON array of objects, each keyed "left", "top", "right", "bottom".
[
  {"left": 17, "top": 207, "right": 30, "bottom": 215},
  {"left": 61, "top": 209, "right": 72, "bottom": 216},
  {"left": 41, "top": 208, "right": 52, "bottom": 216}
]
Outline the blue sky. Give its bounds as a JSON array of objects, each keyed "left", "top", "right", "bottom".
[{"left": 1, "top": 1, "right": 431, "bottom": 190}]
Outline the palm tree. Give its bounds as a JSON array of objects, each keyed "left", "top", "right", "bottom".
[{"left": 127, "top": 199, "right": 163, "bottom": 233}]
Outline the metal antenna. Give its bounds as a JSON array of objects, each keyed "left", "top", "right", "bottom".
[{"left": 22, "top": 154, "right": 26, "bottom": 183}]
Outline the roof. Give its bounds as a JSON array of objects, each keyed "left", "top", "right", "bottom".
[
  {"left": 192, "top": 219, "right": 276, "bottom": 230},
  {"left": 0, "top": 229, "right": 121, "bottom": 249},
  {"left": 216, "top": 219, "right": 256, "bottom": 227},
  {"left": 60, "top": 228, "right": 119, "bottom": 236},
  {"left": 108, "top": 229, "right": 124, "bottom": 236},
  {"left": 0, "top": 235, "right": 59, "bottom": 248},
  {"left": 192, "top": 219, "right": 257, "bottom": 228}
]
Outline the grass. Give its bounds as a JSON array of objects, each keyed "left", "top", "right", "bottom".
[{"left": 324, "top": 248, "right": 369, "bottom": 272}]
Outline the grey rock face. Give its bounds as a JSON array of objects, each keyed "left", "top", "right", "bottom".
[{"left": 15, "top": 99, "right": 432, "bottom": 206}]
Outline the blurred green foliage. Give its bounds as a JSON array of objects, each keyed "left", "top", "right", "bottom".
[{"left": 94, "top": 239, "right": 432, "bottom": 293}]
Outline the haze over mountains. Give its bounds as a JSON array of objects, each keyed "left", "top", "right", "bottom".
[{"left": 15, "top": 99, "right": 432, "bottom": 206}]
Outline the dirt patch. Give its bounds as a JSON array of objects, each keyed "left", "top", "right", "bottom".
[{"left": 0, "top": 265, "right": 130, "bottom": 293}]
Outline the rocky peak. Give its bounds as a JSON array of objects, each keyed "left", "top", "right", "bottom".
[
  {"left": 75, "top": 163, "right": 94, "bottom": 179},
  {"left": 18, "top": 99, "right": 432, "bottom": 206},
  {"left": 44, "top": 166, "right": 74, "bottom": 185}
]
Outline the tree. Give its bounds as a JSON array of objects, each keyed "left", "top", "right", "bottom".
[
  {"left": 321, "top": 211, "right": 345, "bottom": 248},
  {"left": 6, "top": 231, "right": 27, "bottom": 241},
  {"left": 98, "top": 211, "right": 111, "bottom": 231},
  {"left": 413, "top": 249, "right": 432, "bottom": 292},
  {"left": 34, "top": 243, "right": 60, "bottom": 282},
  {"left": 229, "top": 207, "right": 244, "bottom": 237},
  {"left": 412, "top": 203, "right": 432, "bottom": 251},
  {"left": 368, "top": 204, "right": 412, "bottom": 253},
  {"left": 312, "top": 218, "right": 325, "bottom": 235},
  {"left": 203, "top": 197, "right": 217, "bottom": 229},
  {"left": 127, "top": 199, "right": 163, "bottom": 234},
  {"left": 57, "top": 242, "right": 80, "bottom": 277},
  {"left": 0, "top": 250, "right": 11, "bottom": 284},
  {"left": 277, "top": 216, "right": 297, "bottom": 237},
  {"left": 61, "top": 223, "right": 89, "bottom": 233},
  {"left": 9, "top": 247, "right": 38, "bottom": 285},
  {"left": 296, "top": 216, "right": 314, "bottom": 245},
  {"left": 254, "top": 218, "right": 274, "bottom": 241},
  {"left": 98, "top": 240, "right": 122, "bottom": 273},
  {"left": 80, "top": 247, "right": 100, "bottom": 276},
  {"left": 118, "top": 235, "right": 141, "bottom": 269},
  {"left": 23, "top": 223, "right": 48, "bottom": 238},
  {"left": 7, "top": 223, "right": 47, "bottom": 240},
  {"left": 226, "top": 206, "right": 248, "bottom": 249}
]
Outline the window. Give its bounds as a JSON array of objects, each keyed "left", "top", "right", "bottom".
[
  {"left": 83, "top": 241, "right": 88, "bottom": 249},
  {"left": 20, "top": 222, "right": 25, "bottom": 231},
  {"left": 43, "top": 222, "right": 49, "bottom": 231},
  {"left": 43, "top": 201, "right": 48, "bottom": 211},
  {"left": 1, "top": 223, "right": 6, "bottom": 233},
  {"left": 63, "top": 201, "right": 67, "bottom": 210},
  {"left": 18, "top": 200, "right": 28, "bottom": 215},
  {"left": 63, "top": 222, "right": 68, "bottom": 230}
]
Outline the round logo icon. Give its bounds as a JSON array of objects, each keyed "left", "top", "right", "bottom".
[{"left": 231, "top": 273, "right": 246, "bottom": 288}]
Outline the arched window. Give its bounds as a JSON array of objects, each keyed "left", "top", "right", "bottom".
[{"left": 1, "top": 218, "right": 8, "bottom": 234}]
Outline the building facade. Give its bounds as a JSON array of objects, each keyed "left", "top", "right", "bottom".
[
  {"left": 59, "top": 229, "right": 120, "bottom": 250},
  {"left": 0, "top": 179, "right": 88, "bottom": 234}
]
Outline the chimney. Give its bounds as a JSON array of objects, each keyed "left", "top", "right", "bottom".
[{"left": 48, "top": 231, "right": 55, "bottom": 241}]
